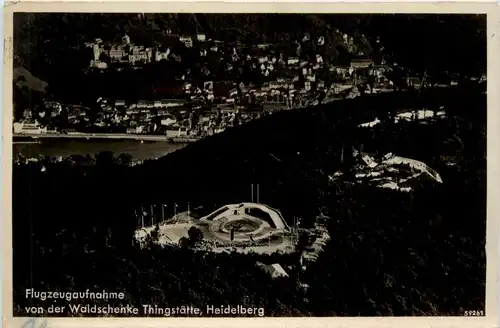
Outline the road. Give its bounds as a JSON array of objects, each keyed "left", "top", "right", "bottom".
[{"left": 14, "top": 133, "right": 199, "bottom": 143}]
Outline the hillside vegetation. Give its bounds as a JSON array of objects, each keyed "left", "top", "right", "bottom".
[
  {"left": 14, "top": 14, "right": 485, "bottom": 81},
  {"left": 13, "top": 85, "right": 486, "bottom": 316}
]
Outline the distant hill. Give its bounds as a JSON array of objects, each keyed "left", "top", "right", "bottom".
[
  {"left": 13, "top": 13, "right": 372, "bottom": 81},
  {"left": 12, "top": 14, "right": 485, "bottom": 108},
  {"left": 13, "top": 13, "right": 485, "bottom": 79}
]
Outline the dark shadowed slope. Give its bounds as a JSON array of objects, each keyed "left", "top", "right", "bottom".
[{"left": 13, "top": 85, "right": 486, "bottom": 315}]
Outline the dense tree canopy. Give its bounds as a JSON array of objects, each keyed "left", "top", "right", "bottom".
[{"left": 13, "top": 84, "right": 486, "bottom": 316}]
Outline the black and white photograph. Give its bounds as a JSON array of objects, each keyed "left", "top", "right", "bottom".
[{"left": 5, "top": 4, "right": 496, "bottom": 323}]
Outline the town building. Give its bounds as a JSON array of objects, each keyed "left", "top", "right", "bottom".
[
  {"left": 179, "top": 36, "right": 193, "bottom": 48},
  {"left": 196, "top": 34, "right": 206, "bottom": 42}
]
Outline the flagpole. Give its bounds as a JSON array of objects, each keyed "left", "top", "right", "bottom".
[
  {"left": 141, "top": 207, "right": 145, "bottom": 228},
  {"left": 341, "top": 142, "right": 345, "bottom": 164},
  {"left": 295, "top": 217, "right": 297, "bottom": 240},
  {"left": 151, "top": 205, "right": 154, "bottom": 226},
  {"left": 293, "top": 216, "right": 296, "bottom": 245},
  {"left": 295, "top": 218, "right": 300, "bottom": 241}
]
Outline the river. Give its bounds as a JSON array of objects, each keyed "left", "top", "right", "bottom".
[{"left": 13, "top": 138, "right": 187, "bottom": 161}]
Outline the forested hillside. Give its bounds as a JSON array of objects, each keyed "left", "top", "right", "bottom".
[
  {"left": 13, "top": 84, "right": 486, "bottom": 315},
  {"left": 14, "top": 13, "right": 485, "bottom": 81}
]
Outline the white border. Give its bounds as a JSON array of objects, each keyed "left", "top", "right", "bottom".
[{"left": 2, "top": 3, "right": 499, "bottom": 328}]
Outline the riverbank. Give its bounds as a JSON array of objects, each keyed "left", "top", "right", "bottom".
[
  {"left": 13, "top": 133, "right": 200, "bottom": 143},
  {"left": 13, "top": 137, "right": 188, "bottom": 161}
]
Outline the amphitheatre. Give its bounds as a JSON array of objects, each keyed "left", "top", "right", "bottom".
[{"left": 135, "top": 202, "right": 295, "bottom": 254}]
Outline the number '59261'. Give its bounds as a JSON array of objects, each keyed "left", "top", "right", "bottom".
[{"left": 464, "top": 310, "right": 484, "bottom": 316}]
